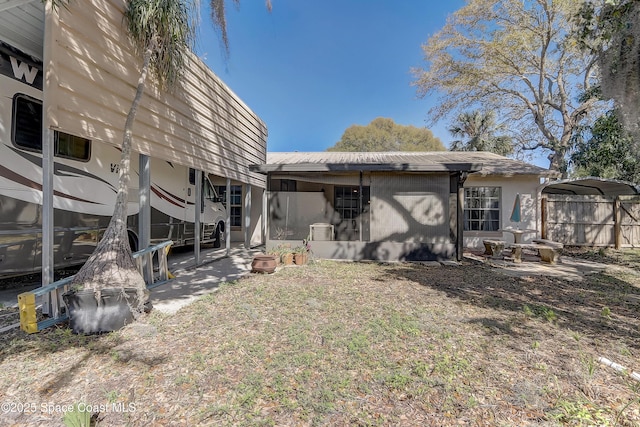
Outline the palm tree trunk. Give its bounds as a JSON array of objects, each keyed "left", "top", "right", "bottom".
[{"left": 69, "top": 45, "right": 154, "bottom": 305}]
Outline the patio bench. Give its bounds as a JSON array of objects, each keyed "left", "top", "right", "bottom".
[
  {"left": 510, "top": 242, "right": 562, "bottom": 264},
  {"left": 532, "top": 239, "right": 564, "bottom": 249},
  {"left": 533, "top": 239, "right": 563, "bottom": 264},
  {"left": 483, "top": 239, "right": 506, "bottom": 258}
]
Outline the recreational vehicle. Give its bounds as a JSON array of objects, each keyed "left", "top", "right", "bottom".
[{"left": 0, "top": 40, "right": 226, "bottom": 278}]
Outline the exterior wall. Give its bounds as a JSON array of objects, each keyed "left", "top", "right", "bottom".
[
  {"left": 463, "top": 174, "right": 542, "bottom": 248},
  {"left": 209, "top": 178, "right": 264, "bottom": 246},
  {"left": 249, "top": 185, "right": 264, "bottom": 247},
  {"left": 46, "top": 0, "right": 267, "bottom": 188}
]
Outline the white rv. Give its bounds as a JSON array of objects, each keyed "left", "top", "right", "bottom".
[{"left": 0, "top": 40, "right": 227, "bottom": 278}]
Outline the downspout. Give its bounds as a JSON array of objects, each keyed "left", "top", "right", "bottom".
[{"left": 457, "top": 172, "right": 468, "bottom": 261}]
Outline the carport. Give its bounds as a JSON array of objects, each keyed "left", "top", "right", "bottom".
[{"left": 541, "top": 177, "right": 639, "bottom": 196}]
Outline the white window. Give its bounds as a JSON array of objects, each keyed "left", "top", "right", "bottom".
[
  {"left": 216, "top": 185, "right": 242, "bottom": 227},
  {"left": 464, "top": 187, "right": 501, "bottom": 231}
]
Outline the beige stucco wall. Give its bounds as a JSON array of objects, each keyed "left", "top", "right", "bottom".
[
  {"left": 44, "top": 0, "right": 266, "bottom": 188},
  {"left": 464, "top": 174, "right": 542, "bottom": 248}
]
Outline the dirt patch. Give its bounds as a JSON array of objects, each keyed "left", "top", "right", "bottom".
[{"left": 0, "top": 253, "right": 639, "bottom": 426}]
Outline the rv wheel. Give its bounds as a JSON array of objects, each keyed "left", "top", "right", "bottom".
[
  {"left": 213, "top": 225, "right": 222, "bottom": 248},
  {"left": 128, "top": 232, "right": 139, "bottom": 252}
]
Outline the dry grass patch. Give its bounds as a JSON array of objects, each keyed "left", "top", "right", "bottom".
[{"left": 1, "top": 255, "right": 639, "bottom": 426}]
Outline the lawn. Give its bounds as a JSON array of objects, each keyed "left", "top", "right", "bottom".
[{"left": 1, "top": 250, "right": 639, "bottom": 426}]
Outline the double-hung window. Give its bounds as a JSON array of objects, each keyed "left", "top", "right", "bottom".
[
  {"left": 216, "top": 185, "right": 243, "bottom": 228},
  {"left": 464, "top": 187, "right": 501, "bottom": 231}
]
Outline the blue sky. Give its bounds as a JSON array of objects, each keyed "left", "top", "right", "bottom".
[{"left": 197, "top": 1, "right": 468, "bottom": 154}]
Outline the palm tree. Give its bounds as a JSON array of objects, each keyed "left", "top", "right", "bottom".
[
  {"left": 448, "top": 110, "right": 513, "bottom": 156},
  {"left": 53, "top": 0, "right": 271, "bottom": 307},
  {"left": 68, "top": 0, "right": 197, "bottom": 305}
]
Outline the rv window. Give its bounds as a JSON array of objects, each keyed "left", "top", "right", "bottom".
[
  {"left": 188, "top": 168, "right": 196, "bottom": 185},
  {"left": 12, "top": 94, "right": 42, "bottom": 152},
  {"left": 13, "top": 95, "right": 91, "bottom": 161},
  {"left": 55, "top": 132, "right": 91, "bottom": 161}
]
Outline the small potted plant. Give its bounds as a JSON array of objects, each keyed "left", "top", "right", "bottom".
[
  {"left": 277, "top": 244, "right": 294, "bottom": 265},
  {"left": 293, "top": 239, "right": 311, "bottom": 265}
]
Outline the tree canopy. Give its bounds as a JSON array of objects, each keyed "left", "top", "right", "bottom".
[
  {"left": 326, "top": 118, "right": 445, "bottom": 152},
  {"left": 570, "top": 110, "right": 640, "bottom": 183},
  {"left": 448, "top": 110, "right": 513, "bottom": 156},
  {"left": 212, "top": 0, "right": 272, "bottom": 58},
  {"left": 575, "top": 0, "right": 640, "bottom": 139},
  {"left": 413, "top": 0, "right": 604, "bottom": 176}
]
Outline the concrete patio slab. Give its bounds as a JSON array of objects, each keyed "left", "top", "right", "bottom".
[{"left": 150, "top": 245, "right": 264, "bottom": 315}]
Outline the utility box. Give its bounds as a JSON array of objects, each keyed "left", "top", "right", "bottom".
[{"left": 310, "top": 223, "right": 334, "bottom": 241}]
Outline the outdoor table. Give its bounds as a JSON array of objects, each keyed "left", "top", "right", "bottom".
[{"left": 500, "top": 228, "right": 537, "bottom": 243}]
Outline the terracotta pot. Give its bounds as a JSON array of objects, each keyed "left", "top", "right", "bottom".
[
  {"left": 251, "top": 255, "right": 277, "bottom": 273},
  {"left": 282, "top": 252, "right": 294, "bottom": 265},
  {"left": 294, "top": 252, "right": 308, "bottom": 265},
  {"left": 267, "top": 253, "right": 281, "bottom": 266}
]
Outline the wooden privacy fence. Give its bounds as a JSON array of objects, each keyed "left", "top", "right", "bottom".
[{"left": 542, "top": 195, "right": 640, "bottom": 248}]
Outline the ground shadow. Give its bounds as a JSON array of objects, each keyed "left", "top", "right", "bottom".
[{"left": 384, "top": 259, "right": 640, "bottom": 350}]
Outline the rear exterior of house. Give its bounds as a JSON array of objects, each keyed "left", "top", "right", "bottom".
[
  {"left": 251, "top": 152, "right": 558, "bottom": 262},
  {"left": 461, "top": 154, "right": 559, "bottom": 248}
]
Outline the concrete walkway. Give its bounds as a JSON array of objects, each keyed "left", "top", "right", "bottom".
[{"left": 150, "top": 245, "right": 263, "bottom": 314}]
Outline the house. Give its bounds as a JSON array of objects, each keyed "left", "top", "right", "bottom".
[{"left": 250, "top": 151, "right": 559, "bottom": 261}]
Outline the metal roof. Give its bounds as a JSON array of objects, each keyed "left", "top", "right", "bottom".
[
  {"left": 0, "top": 0, "right": 43, "bottom": 59},
  {"left": 541, "top": 177, "right": 640, "bottom": 196},
  {"left": 251, "top": 151, "right": 557, "bottom": 177}
]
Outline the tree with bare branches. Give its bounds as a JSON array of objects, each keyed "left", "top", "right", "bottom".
[{"left": 413, "top": 0, "right": 605, "bottom": 176}]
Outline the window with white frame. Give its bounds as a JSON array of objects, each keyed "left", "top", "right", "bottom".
[
  {"left": 216, "top": 185, "right": 242, "bottom": 227},
  {"left": 464, "top": 187, "right": 501, "bottom": 231}
]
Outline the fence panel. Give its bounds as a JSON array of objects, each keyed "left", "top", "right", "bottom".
[
  {"left": 620, "top": 196, "right": 640, "bottom": 247},
  {"left": 544, "top": 195, "right": 617, "bottom": 246}
]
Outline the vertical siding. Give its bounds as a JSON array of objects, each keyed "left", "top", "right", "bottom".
[
  {"left": 370, "top": 173, "right": 450, "bottom": 243},
  {"left": 46, "top": 0, "right": 266, "bottom": 187},
  {"left": 620, "top": 197, "right": 640, "bottom": 247},
  {"left": 544, "top": 195, "right": 618, "bottom": 246},
  {"left": 545, "top": 195, "right": 614, "bottom": 245}
]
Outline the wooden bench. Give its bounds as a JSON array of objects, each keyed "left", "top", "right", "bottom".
[
  {"left": 532, "top": 239, "right": 564, "bottom": 249},
  {"left": 510, "top": 241, "right": 562, "bottom": 264},
  {"left": 483, "top": 239, "right": 506, "bottom": 257},
  {"left": 533, "top": 239, "right": 563, "bottom": 264}
]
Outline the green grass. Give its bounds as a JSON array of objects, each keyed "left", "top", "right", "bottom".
[{"left": 1, "top": 258, "right": 639, "bottom": 426}]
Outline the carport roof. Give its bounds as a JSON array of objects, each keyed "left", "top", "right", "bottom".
[
  {"left": 251, "top": 151, "right": 557, "bottom": 176},
  {"left": 542, "top": 177, "right": 640, "bottom": 196}
]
